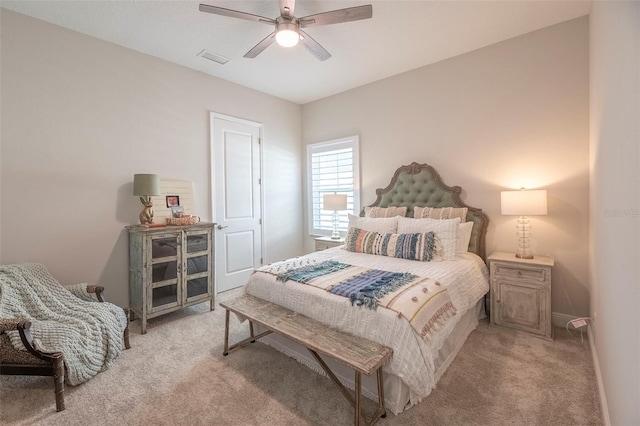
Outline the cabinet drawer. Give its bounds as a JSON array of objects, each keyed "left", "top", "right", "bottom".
[{"left": 493, "top": 263, "right": 547, "bottom": 282}]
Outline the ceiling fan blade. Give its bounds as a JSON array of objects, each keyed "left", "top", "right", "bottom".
[
  {"left": 199, "top": 4, "right": 275, "bottom": 25},
  {"left": 279, "top": 0, "right": 295, "bottom": 18},
  {"left": 299, "top": 5, "right": 372, "bottom": 28},
  {"left": 243, "top": 31, "right": 277, "bottom": 58},
  {"left": 299, "top": 30, "right": 331, "bottom": 61}
]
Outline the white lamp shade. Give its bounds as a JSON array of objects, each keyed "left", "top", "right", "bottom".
[
  {"left": 501, "top": 189, "right": 547, "bottom": 216},
  {"left": 323, "top": 194, "right": 347, "bottom": 211},
  {"left": 133, "top": 174, "right": 161, "bottom": 196}
]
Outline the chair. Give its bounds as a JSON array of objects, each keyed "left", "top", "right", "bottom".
[{"left": 0, "top": 266, "right": 130, "bottom": 412}]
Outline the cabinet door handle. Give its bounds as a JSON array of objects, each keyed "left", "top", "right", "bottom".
[{"left": 217, "top": 225, "right": 228, "bottom": 230}]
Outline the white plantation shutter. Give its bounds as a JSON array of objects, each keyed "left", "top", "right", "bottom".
[{"left": 307, "top": 136, "right": 360, "bottom": 236}]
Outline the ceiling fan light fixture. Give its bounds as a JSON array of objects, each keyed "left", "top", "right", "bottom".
[
  {"left": 200, "top": 1, "right": 373, "bottom": 60},
  {"left": 275, "top": 22, "right": 299, "bottom": 47}
]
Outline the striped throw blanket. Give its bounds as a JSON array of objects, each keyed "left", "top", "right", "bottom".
[{"left": 258, "top": 260, "right": 457, "bottom": 342}]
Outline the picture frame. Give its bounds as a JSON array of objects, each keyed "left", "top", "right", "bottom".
[
  {"left": 171, "top": 205, "right": 184, "bottom": 218},
  {"left": 166, "top": 195, "right": 180, "bottom": 208},
  {"left": 151, "top": 180, "right": 195, "bottom": 222}
]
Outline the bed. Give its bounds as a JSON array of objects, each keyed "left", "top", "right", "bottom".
[{"left": 243, "top": 162, "right": 490, "bottom": 415}]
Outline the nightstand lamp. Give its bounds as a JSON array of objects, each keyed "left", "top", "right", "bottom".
[
  {"left": 323, "top": 193, "right": 347, "bottom": 239},
  {"left": 133, "top": 174, "right": 160, "bottom": 225},
  {"left": 501, "top": 188, "right": 547, "bottom": 259}
]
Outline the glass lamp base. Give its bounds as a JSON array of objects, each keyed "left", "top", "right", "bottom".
[
  {"left": 515, "top": 216, "right": 533, "bottom": 259},
  {"left": 331, "top": 210, "right": 341, "bottom": 239}
]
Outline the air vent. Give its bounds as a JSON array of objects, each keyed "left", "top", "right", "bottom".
[{"left": 197, "top": 49, "right": 229, "bottom": 65}]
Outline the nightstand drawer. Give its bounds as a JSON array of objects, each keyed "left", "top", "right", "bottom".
[
  {"left": 493, "top": 263, "right": 547, "bottom": 282},
  {"left": 314, "top": 237, "right": 345, "bottom": 251},
  {"left": 315, "top": 241, "right": 334, "bottom": 251}
]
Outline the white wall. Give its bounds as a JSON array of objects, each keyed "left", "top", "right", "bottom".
[
  {"left": 0, "top": 10, "right": 303, "bottom": 307},
  {"left": 302, "top": 18, "right": 590, "bottom": 318},
  {"left": 589, "top": 2, "right": 640, "bottom": 424}
]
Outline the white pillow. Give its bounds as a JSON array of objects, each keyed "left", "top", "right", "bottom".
[
  {"left": 397, "top": 217, "right": 461, "bottom": 260},
  {"left": 348, "top": 214, "right": 398, "bottom": 233},
  {"left": 457, "top": 221, "right": 474, "bottom": 253}
]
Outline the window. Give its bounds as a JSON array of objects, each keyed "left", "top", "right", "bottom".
[{"left": 307, "top": 136, "right": 360, "bottom": 237}]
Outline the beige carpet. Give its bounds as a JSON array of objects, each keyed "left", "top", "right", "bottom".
[{"left": 1, "top": 290, "right": 602, "bottom": 425}]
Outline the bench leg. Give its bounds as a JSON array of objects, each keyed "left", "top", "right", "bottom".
[
  {"left": 354, "top": 371, "right": 361, "bottom": 426},
  {"left": 376, "top": 367, "right": 386, "bottom": 419},
  {"left": 222, "top": 309, "right": 272, "bottom": 356},
  {"left": 308, "top": 349, "right": 385, "bottom": 426},
  {"left": 223, "top": 309, "right": 230, "bottom": 356}
]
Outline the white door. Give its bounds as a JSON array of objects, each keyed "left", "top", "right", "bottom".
[{"left": 210, "top": 113, "right": 263, "bottom": 293}]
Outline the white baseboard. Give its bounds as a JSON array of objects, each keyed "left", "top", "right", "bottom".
[{"left": 587, "top": 324, "right": 611, "bottom": 426}]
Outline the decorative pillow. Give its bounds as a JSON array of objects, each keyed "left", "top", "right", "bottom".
[
  {"left": 344, "top": 227, "right": 437, "bottom": 262},
  {"left": 397, "top": 217, "right": 461, "bottom": 261},
  {"left": 457, "top": 221, "right": 474, "bottom": 253},
  {"left": 348, "top": 214, "right": 398, "bottom": 233},
  {"left": 364, "top": 206, "right": 408, "bottom": 218},
  {"left": 414, "top": 206, "right": 468, "bottom": 221}
]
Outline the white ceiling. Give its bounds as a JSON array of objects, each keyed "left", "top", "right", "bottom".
[{"left": 1, "top": 0, "right": 591, "bottom": 104}]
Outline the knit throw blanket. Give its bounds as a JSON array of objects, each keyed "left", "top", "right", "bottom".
[
  {"left": 0, "top": 263, "right": 127, "bottom": 385},
  {"left": 259, "top": 260, "right": 457, "bottom": 342}
]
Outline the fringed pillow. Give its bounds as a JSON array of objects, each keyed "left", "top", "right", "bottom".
[
  {"left": 397, "top": 217, "right": 461, "bottom": 261},
  {"left": 364, "top": 206, "right": 408, "bottom": 218},
  {"left": 344, "top": 227, "right": 437, "bottom": 262},
  {"left": 414, "top": 206, "right": 468, "bottom": 221}
]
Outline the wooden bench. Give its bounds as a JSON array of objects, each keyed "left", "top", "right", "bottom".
[{"left": 220, "top": 295, "right": 393, "bottom": 426}]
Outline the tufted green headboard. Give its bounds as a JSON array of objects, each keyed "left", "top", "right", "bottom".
[{"left": 362, "top": 162, "right": 489, "bottom": 260}]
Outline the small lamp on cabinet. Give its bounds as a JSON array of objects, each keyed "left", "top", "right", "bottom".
[
  {"left": 323, "top": 193, "right": 347, "bottom": 239},
  {"left": 133, "top": 174, "right": 160, "bottom": 225},
  {"left": 501, "top": 188, "right": 547, "bottom": 259}
]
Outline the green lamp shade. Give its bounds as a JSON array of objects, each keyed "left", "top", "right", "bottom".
[{"left": 133, "top": 174, "right": 160, "bottom": 196}]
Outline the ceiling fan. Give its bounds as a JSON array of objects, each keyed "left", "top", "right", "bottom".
[{"left": 199, "top": 0, "right": 373, "bottom": 61}]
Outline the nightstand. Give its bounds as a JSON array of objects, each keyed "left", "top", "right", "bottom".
[
  {"left": 488, "top": 252, "right": 554, "bottom": 340},
  {"left": 314, "top": 236, "right": 345, "bottom": 251}
]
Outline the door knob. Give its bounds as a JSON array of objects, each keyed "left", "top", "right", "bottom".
[{"left": 217, "top": 225, "right": 228, "bottom": 230}]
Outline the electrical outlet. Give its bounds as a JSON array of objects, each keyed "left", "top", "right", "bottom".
[{"left": 570, "top": 318, "right": 588, "bottom": 329}]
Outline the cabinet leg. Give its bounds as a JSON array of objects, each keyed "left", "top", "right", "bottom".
[{"left": 141, "top": 315, "right": 147, "bottom": 335}]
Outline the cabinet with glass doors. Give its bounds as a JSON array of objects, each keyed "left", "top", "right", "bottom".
[{"left": 127, "top": 223, "right": 215, "bottom": 333}]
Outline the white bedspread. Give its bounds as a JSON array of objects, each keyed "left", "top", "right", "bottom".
[{"left": 244, "top": 247, "right": 489, "bottom": 408}]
